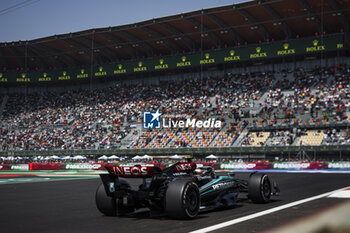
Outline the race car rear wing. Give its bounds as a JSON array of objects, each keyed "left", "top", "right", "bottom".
[
  {"left": 101, "top": 162, "right": 196, "bottom": 197},
  {"left": 104, "top": 161, "right": 196, "bottom": 178},
  {"left": 101, "top": 165, "right": 163, "bottom": 197},
  {"left": 162, "top": 162, "right": 197, "bottom": 174},
  {"left": 105, "top": 165, "right": 162, "bottom": 178}
]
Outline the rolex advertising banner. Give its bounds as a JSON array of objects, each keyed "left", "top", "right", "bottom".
[{"left": 0, "top": 35, "right": 344, "bottom": 84}]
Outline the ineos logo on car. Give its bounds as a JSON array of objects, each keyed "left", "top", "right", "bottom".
[
  {"left": 113, "top": 166, "right": 148, "bottom": 176},
  {"left": 174, "top": 163, "right": 196, "bottom": 172},
  {"left": 176, "top": 164, "right": 192, "bottom": 171}
]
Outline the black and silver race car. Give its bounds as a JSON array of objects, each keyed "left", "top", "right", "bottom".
[{"left": 96, "top": 161, "right": 279, "bottom": 219}]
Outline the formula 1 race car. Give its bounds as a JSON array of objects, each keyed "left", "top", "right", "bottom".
[{"left": 95, "top": 161, "right": 279, "bottom": 219}]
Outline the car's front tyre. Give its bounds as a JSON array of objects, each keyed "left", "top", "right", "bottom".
[{"left": 248, "top": 173, "right": 271, "bottom": 203}]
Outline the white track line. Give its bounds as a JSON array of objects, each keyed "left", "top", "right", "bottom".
[
  {"left": 190, "top": 186, "right": 350, "bottom": 233},
  {"left": 327, "top": 188, "right": 350, "bottom": 198}
]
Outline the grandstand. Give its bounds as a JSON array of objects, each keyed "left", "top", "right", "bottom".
[
  {"left": 296, "top": 130, "right": 324, "bottom": 146},
  {"left": 0, "top": 0, "right": 350, "bottom": 159}
]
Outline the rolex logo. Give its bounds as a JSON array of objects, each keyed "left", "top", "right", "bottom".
[
  {"left": 43, "top": 73, "right": 47, "bottom": 77},
  {"left": 160, "top": 59, "right": 164, "bottom": 65},
  {"left": 118, "top": 64, "right": 122, "bottom": 69},
  {"left": 138, "top": 62, "right": 142, "bottom": 67},
  {"left": 181, "top": 56, "right": 186, "bottom": 62},
  {"left": 205, "top": 53, "right": 210, "bottom": 59},
  {"left": 230, "top": 50, "right": 235, "bottom": 56},
  {"left": 313, "top": 40, "right": 318, "bottom": 46},
  {"left": 22, "top": 73, "right": 26, "bottom": 78},
  {"left": 99, "top": 67, "right": 103, "bottom": 72},
  {"left": 283, "top": 43, "right": 289, "bottom": 50},
  {"left": 63, "top": 71, "right": 66, "bottom": 76},
  {"left": 81, "top": 69, "right": 84, "bottom": 74},
  {"left": 256, "top": 47, "right": 261, "bottom": 53}
]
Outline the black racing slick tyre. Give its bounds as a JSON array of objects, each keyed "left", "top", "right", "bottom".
[
  {"left": 165, "top": 179, "right": 200, "bottom": 219},
  {"left": 248, "top": 173, "right": 271, "bottom": 204},
  {"left": 95, "top": 179, "right": 133, "bottom": 216},
  {"left": 96, "top": 183, "right": 116, "bottom": 216}
]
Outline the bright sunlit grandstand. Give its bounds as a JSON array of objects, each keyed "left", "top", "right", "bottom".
[
  {"left": 0, "top": 0, "right": 349, "bottom": 160},
  {"left": 1, "top": 1, "right": 350, "bottom": 232},
  {"left": 1, "top": 65, "right": 349, "bottom": 158}
]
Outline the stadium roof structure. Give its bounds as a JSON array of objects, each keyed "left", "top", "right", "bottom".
[{"left": 0, "top": 0, "right": 349, "bottom": 71}]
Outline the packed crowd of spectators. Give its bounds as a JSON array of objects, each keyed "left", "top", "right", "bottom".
[
  {"left": 261, "top": 66, "right": 350, "bottom": 124},
  {"left": 0, "top": 65, "right": 350, "bottom": 151},
  {"left": 265, "top": 130, "right": 296, "bottom": 146},
  {"left": 323, "top": 128, "right": 350, "bottom": 145},
  {"left": 213, "top": 71, "right": 273, "bottom": 113}
]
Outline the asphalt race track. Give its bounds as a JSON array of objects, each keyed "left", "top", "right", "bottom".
[{"left": 0, "top": 172, "right": 349, "bottom": 233}]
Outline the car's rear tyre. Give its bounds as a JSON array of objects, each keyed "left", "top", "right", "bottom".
[
  {"left": 96, "top": 183, "right": 116, "bottom": 216},
  {"left": 95, "top": 179, "right": 133, "bottom": 216},
  {"left": 165, "top": 179, "right": 200, "bottom": 219},
  {"left": 248, "top": 173, "right": 271, "bottom": 203}
]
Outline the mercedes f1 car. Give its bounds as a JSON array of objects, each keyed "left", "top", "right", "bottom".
[{"left": 96, "top": 161, "right": 279, "bottom": 219}]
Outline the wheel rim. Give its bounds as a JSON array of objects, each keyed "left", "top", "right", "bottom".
[
  {"left": 262, "top": 177, "right": 271, "bottom": 199},
  {"left": 186, "top": 189, "right": 198, "bottom": 215}
]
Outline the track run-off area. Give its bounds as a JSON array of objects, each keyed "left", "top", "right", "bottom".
[{"left": 0, "top": 171, "right": 349, "bottom": 233}]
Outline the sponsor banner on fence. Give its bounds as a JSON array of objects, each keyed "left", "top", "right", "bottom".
[
  {"left": 1, "top": 161, "right": 348, "bottom": 171},
  {"left": 220, "top": 163, "right": 257, "bottom": 170},
  {"left": 272, "top": 162, "right": 326, "bottom": 170},
  {"left": 0, "top": 164, "right": 10, "bottom": 170},
  {"left": 30, "top": 162, "right": 64, "bottom": 170},
  {"left": 220, "top": 162, "right": 271, "bottom": 170},
  {"left": 10, "top": 164, "right": 29, "bottom": 171},
  {"left": 327, "top": 162, "right": 350, "bottom": 169},
  {"left": 65, "top": 163, "right": 104, "bottom": 170}
]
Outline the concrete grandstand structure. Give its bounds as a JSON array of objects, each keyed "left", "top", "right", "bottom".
[{"left": 1, "top": 0, "right": 350, "bottom": 159}]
